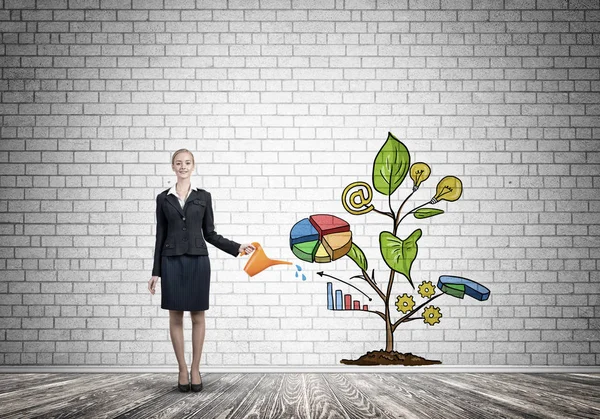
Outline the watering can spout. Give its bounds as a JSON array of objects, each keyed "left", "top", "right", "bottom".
[{"left": 241, "top": 242, "right": 293, "bottom": 277}]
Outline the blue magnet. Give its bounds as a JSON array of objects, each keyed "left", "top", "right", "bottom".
[{"left": 437, "top": 275, "right": 490, "bottom": 301}]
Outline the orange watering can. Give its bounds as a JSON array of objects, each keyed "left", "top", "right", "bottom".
[{"left": 240, "top": 242, "right": 292, "bottom": 277}]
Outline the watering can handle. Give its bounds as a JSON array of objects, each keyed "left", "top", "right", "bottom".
[{"left": 239, "top": 241, "right": 260, "bottom": 257}]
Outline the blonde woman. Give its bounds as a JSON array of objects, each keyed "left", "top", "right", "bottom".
[{"left": 148, "top": 149, "right": 255, "bottom": 392}]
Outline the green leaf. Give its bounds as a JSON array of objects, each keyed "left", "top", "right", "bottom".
[
  {"left": 346, "top": 243, "right": 368, "bottom": 272},
  {"left": 413, "top": 208, "right": 444, "bottom": 219},
  {"left": 379, "top": 229, "right": 422, "bottom": 288},
  {"left": 372, "top": 132, "right": 410, "bottom": 196}
]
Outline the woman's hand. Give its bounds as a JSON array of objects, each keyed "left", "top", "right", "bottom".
[
  {"left": 238, "top": 243, "right": 256, "bottom": 255},
  {"left": 148, "top": 276, "right": 159, "bottom": 295}
]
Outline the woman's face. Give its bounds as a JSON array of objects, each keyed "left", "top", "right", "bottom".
[{"left": 172, "top": 152, "right": 194, "bottom": 181}]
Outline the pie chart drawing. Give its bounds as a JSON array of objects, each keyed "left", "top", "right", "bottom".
[
  {"left": 437, "top": 275, "right": 490, "bottom": 301},
  {"left": 290, "top": 214, "right": 352, "bottom": 263}
]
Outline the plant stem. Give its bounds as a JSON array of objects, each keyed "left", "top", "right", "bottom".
[
  {"left": 361, "top": 269, "right": 386, "bottom": 302},
  {"left": 391, "top": 293, "right": 443, "bottom": 332},
  {"left": 393, "top": 190, "right": 415, "bottom": 234},
  {"left": 382, "top": 187, "right": 428, "bottom": 351},
  {"left": 363, "top": 309, "right": 386, "bottom": 321},
  {"left": 381, "top": 189, "right": 417, "bottom": 352},
  {"left": 396, "top": 201, "right": 430, "bottom": 228},
  {"left": 386, "top": 189, "right": 421, "bottom": 306},
  {"left": 372, "top": 207, "right": 394, "bottom": 219}
]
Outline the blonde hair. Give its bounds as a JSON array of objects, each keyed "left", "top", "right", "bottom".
[{"left": 171, "top": 148, "right": 195, "bottom": 166}]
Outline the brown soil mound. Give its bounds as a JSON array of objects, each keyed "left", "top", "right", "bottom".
[{"left": 340, "top": 350, "right": 442, "bottom": 366}]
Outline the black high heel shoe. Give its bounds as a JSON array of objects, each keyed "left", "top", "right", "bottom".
[
  {"left": 178, "top": 372, "right": 190, "bottom": 392},
  {"left": 191, "top": 371, "right": 203, "bottom": 392}
]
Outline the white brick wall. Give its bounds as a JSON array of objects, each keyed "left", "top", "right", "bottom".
[{"left": 1, "top": 0, "right": 599, "bottom": 366}]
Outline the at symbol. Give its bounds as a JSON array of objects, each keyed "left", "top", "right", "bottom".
[{"left": 342, "top": 182, "right": 374, "bottom": 215}]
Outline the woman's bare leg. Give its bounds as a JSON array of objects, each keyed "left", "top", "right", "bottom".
[
  {"left": 169, "top": 310, "right": 188, "bottom": 384},
  {"left": 190, "top": 310, "right": 206, "bottom": 384}
]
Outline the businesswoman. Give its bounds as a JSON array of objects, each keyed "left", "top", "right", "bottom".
[{"left": 148, "top": 148, "right": 255, "bottom": 393}]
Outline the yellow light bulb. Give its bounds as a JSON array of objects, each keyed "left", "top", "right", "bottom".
[
  {"left": 410, "top": 162, "right": 431, "bottom": 191},
  {"left": 431, "top": 176, "right": 462, "bottom": 203}
]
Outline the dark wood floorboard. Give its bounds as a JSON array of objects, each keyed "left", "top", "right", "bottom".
[
  {"left": 120, "top": 373, "right": 249, "bottom": 419},
  {"left": 424, "top": 374, "right": 558, "bottom": 419},
  {"left": 265, "top": 373, "right": 309, "bottom": 419},
  {"left": 179, "top": 373, "right": 265, "bottom": 419},
  {"left": 445, "top": 373, "right": 600, "bottom": 418},
  {"left": 366, "top": 373, "right": 482, "bottom": 419},
  {"left": 303, "top": 373, "right": 351, "bottom": 419},
  {"left": 51, "top": 374, "right": 171, "bottom": 419},
  {"left": 321, "top": 374, "right": 397, "bottom": 419},
  {"left": 215, "top": 373, "right": 283, "bottom": 418},
  {"left": 0, "top": 373, "right": 74, "bottom": 392},
  {"left": 0, "top": 373, "right": 143, "bottom": 418},
  {"left": 347, "top": 374, "right": 421, "bottom": 419},
  {"left": 0, "top": 373, "right": 598, "bottom": 419}
]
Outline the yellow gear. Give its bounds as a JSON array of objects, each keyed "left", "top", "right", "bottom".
[
  {"left": 395, "top": 293, "right": 415, "bottom": 314},
  {"left": 418, "top": 280, "right": 436, "bottom": 298},
  {"left": 422, "top": 306, "right": 442, "bottom": 326}
]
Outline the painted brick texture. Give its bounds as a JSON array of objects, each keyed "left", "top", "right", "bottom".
[{"left": 0, "top": 0, "right": 599, "bottom": 367}]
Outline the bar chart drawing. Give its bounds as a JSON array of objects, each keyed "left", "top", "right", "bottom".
[{"left": 327, "top": 282, "right": 369, "bottom": 311}]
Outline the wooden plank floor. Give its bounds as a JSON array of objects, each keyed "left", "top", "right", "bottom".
[{"left": 0, "top": 373, "right": 598, "bottom": 418}]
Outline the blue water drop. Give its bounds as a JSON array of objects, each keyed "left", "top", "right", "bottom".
[
  {"left": 302, "top": 274, "right": 306, "bottom": 281},
  {"left": 295, "top": 265, "right": 302, "bottom": 271},
  {"left": 295, "top": 271, "right": 298, "bottom": 278}
]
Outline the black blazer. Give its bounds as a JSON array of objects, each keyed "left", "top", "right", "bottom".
[{"left": 152, "top": 187, "right": 241, "bottom": 277}]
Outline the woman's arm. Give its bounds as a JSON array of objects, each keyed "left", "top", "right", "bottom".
[
  {"left": 152, "top": 194, "right": 168, "bottom": 276},
  {"left": 202, "top": 192, "right": 242, "bottom": 257}
]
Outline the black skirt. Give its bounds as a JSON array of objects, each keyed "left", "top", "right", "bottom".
[{"left": 161, "top": 254, "right": 211, "bottom": 311}]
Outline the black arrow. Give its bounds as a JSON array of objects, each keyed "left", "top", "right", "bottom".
[{"left": 317, "top": 271, "right": 372, "bottom": 301}]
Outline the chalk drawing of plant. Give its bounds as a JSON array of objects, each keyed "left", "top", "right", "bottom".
[{"left": 290, "top": 132, "right": 490, "bottom": 366}]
